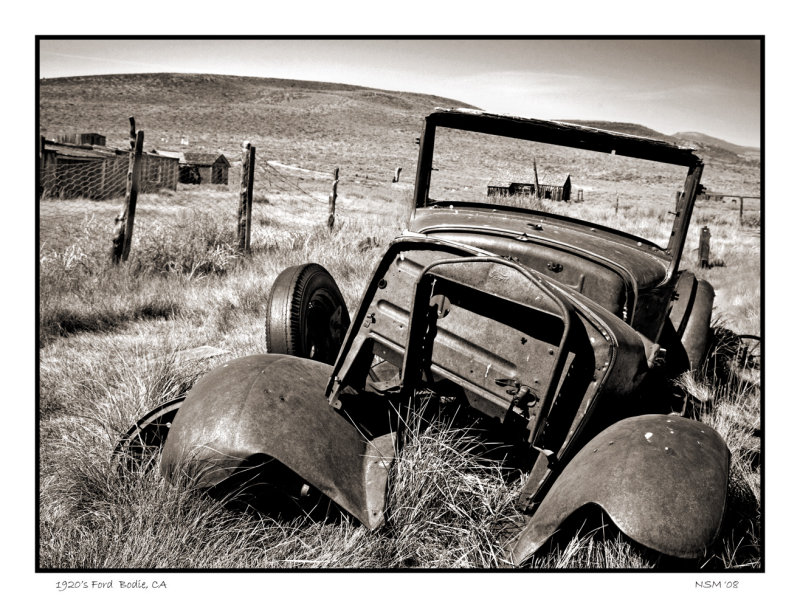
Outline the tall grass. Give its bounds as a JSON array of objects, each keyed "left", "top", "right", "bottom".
[{"left": 38, "top": 184, "right": 760, "bottom": 570}]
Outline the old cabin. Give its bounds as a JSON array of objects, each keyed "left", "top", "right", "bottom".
[
  {"left": 180, "top": 152, "right": 230, "bottom": 185},
  {"left": 40, "top": 137, "right": 179, "bottom": 199},
  {"left": 488, "top": 172, "right": 572, "bottom": 201},
  {"left": 142, "top": 151, "right": 181, "bottom": 192},
  {"left": 56, "top": 132, "right": 107, "bottom": 147}
]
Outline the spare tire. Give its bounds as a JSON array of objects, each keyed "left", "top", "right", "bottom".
[{"left": 265, "top": 263, "right": 350, "bottom": 364}]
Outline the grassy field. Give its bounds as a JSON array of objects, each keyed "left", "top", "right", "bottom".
[
  {"left": 38, "top": 74, "right": 761, "bottom": 570},
  {"left": 38, "top": 185, "right": 761, "bottom": 570}
]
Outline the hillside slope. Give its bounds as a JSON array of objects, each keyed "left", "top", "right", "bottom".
[
  {"left": 39, "top": 73, "right": 476, "bottom": 180},
  {"left": 672, "top": 131, "right": 760, "bottom": 163},
  {"left": 39, "top": 73, "right": 760, "bottom": 192},
  {"left": 559, "top": 119, "right": 759, "bottom": 165}
]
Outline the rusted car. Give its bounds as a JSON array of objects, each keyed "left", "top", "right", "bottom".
[{"left": 117, "top": 109, "right": 729, "bottom": 565}]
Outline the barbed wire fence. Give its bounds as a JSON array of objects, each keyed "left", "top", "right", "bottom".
[{"left": 40, "top": 118, "right": 409, "bottom": 263}]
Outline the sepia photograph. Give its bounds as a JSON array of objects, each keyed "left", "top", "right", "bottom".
[{"left": 35, "top": 34, "right": 764, "bottom": 587}]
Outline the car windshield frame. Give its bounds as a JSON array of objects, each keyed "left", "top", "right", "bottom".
[{"left": 411, "top": 108, "right": 705, "bottom": 280}]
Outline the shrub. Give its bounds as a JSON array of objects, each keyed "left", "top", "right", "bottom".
[{"left": 132, "top": 209, "right": 241, "bottom": 277}]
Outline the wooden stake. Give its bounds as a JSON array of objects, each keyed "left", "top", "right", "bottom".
[
  {"left": 237, "top": 142, "right": 255, "bottom": 253},
  {"left": 111, "top": 118, "right": 144, "bottom": 264},
  {"left": 698, "top": 226, "right": 711, "bottom": 269},
  {"left": 328, "top": 167, "right": 339, "bottom": 230},
  {"left": 245, "top": 145, "right": 255, "bottom": 253}
]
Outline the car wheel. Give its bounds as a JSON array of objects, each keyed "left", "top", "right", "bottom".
[
  {"left": 265, "top": 263, "right": 350, "bottom": 364},
  {"left": 113, "top": 396, "right": 184, "bottom": 472}
]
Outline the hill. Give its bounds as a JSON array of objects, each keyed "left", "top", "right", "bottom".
[
  {"left": 39, "top": 73, "right": 477, "bottom": 181},
  {"left": 671, "top": 131, "right": 760, "bottom": 162},
  {"left": 559, "top": 119, "right": 759, "bottom": 165},
  {"left": 39, "top": 73, "right": 759, "bottom": 195},
  {"left": 556, "top": 120, "right": 668, "bottom": 141}
]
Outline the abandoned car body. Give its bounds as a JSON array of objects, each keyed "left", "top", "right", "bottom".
[{"left": 118, "top": 109, "right": 729, "bottom": 564}]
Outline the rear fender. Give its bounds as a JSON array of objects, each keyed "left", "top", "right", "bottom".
[
  {"left": 669, "top": 271, "right": 715, "bottom": 370},
  {"left": 161, "top": 354, "right": 395, "bottom": 529},
  {"left": 511, "top": 414, "right": 729, "bottom": 564}
]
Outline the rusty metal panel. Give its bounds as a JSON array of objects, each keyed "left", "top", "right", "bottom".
[
  {"left": 161, "top": 354, "right": 394, "bottom": 529},
  {"left": 327, "top": 240, "right": 578, "bottom": 436},
  {"left": 511, "top": 414, "right": 729, "bottom": 564},
  {"left": 426, "top": 109, "right": 701, "bottom": 167}
]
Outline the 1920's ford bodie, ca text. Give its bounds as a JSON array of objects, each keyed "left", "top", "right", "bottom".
[{"left": 116, "top": 109, "right": 730, "bottom": 564}]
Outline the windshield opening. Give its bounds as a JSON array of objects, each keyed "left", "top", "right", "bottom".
[{"left": 428, "top": 126, "right": 690, "bottom": 249}]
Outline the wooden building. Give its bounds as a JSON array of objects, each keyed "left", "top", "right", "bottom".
[
  {"left": 180, "top": 152, "right": 230, "bottom": 185},
  {"left": 55, "top": 132, "right": 107, "bottom": 147},
  {"left": 40, "top": 139, "right": 178, "bottom": 199},
  {"left": 141, "top": 151, "right": 180, "bottom": 192},
  {"left": 488, "top": 172, "right": 572, "bottom": 201}
]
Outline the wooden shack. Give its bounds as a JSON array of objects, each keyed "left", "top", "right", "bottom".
[
  {"left": 40, "top": 139, "right": 179, "bottom": 199},
  {"left": 180, "top": 152, "right": 230, "bottom": 185},
  {"left": 40, "top": 140, "right": 126, "bottom": 199},
  {"left": 488, "top": 172, "right": 572, "bottom": 201},
  {"left": 142, "top": 151, "right": 181, "bottom": 192},
  {"left": 56, "top": 132, "right": 107, "bottom": 147}
]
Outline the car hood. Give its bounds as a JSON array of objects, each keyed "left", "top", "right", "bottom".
[{"left": 410, "top": 204, "right": 671, "bottom": 292}]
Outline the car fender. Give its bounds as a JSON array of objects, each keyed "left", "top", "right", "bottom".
[
  {"left": 161, "top": 354, "right": 395, "bottom": 529},
  {"left": 511, "top": 414, "right": 729, "bottom": 564},
  {"left": 669, "top": 272, "right": 715, "bottom": 370}
]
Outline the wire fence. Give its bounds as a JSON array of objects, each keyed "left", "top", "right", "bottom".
[{"left": 40, "top": 139, "right": 181, "bottom": 201}]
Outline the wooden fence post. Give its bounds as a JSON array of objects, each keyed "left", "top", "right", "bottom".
[
  {"left": 111, "top": 117, "right": 144, "bottom": 264},
  {"left": 245, "top": 144, "right": 255, "bottom": 253},
  {"left": 698, "top": 226, "right": 711, "bottom": 268},
  {"left": 738, "top": 197, "right": 744, "bottom": 226},
  {"left": 237, "top": 141, "right": 255, "bottom": 253},
  {"left": 38, "top": 136, "right": 45, "bottom": 198},
  {"left": 328, "top": 167, "right": 339, "bottom": 230}
]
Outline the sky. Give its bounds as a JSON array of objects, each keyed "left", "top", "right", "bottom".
[{"left": 38, "top": 38, "right": 762, "bottom": 147}]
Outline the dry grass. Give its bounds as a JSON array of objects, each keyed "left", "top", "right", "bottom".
[
  {"left": 38, "top": 177, "right": 761, "bottom": 571},
  {"left": 38, "top": 74, "right": 760, "bottom": 570}
]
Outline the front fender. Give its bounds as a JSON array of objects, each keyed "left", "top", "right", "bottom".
[
  {"left": 511, "top": 414, "right": 729, "bottom": 564},
  {"left": 161, "top": 354, "right": 395, "bottom": 529}
]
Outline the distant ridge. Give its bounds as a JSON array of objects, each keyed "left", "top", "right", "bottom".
[
  {"left": 39, "top": 73, "right": 756, "bottom": 166},
  {"left": 556, "top": 120, "right": 668, "bottom": 141},
  {"left": 558, "top": 119, "right": 759, "bottom": 163},
  {"left": 671, "top": 131, "right": 759, "bottom": 155}
]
